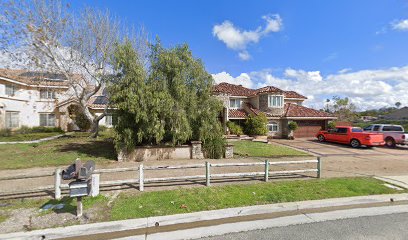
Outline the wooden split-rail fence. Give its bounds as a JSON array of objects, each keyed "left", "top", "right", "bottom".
[{"left": 1, "top": 157, "right": 322, "bottom": 199}]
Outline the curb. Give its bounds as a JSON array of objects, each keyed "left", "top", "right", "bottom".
[{"left": 1, "top": 193, "right": 408, "bottom": 240}]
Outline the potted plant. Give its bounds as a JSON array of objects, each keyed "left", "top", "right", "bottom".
[{"left": 287, "top": 121, "right": 298, "bottom": 140}]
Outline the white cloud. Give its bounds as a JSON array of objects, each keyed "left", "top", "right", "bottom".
[
  {"left": 391, "top": 19, "right": 408, "bottom": 31},
  {"left": 213, "top": 14, "right": 283, "bottom": 61},
  {"left": 212, "top": 71, "right": 254, "bottom": 88},
  {"left": 238, "top": 51, "right": 251, "bottom": 61},
  {"left": 212, "top": 65, "right": 408, "bottom": 110}
]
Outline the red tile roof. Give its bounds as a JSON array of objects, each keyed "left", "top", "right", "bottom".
[
  {"left": 213, "top": 82, "right": 255, "bottom": 96},
  {"left": 213, "top": 82, "right": 307, "bottom": 99},
  {"left": 228, "top": 109, "right": 248, "bottom": 118},
  {"left": 284, "top": 103, "right": 333, "bottom": 118},
  {"left": 228, "top": 103, "right": 333, "bottom": 119}
]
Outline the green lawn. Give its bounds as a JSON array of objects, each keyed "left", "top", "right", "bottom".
[
  {"left": 0, "top": 132, "right": 116, "bottom": 170},
  {"left": 0, "top": 132, "right": 63, "bottom": 142},
  {"left": 110, "top": 177, "right": 401, "bottom": 220},
  {"left": 233, "top": 140, "right": 308, "bottom": 157},
  {"left": 0, "top": 177, "right": 402, "bottom": 225}
]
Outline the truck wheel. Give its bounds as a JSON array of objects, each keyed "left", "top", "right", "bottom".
[
  {"left": 318, "top": 135, "right": 325, "bottom": 142},
  {"left": 350, "top": 139, "right": 361, "bottom": 148},
  {"left": 385, "top": 137, "right": 396, "bottom": 148}
]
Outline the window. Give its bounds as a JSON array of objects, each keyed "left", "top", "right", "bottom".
[
  {"left": 382, "top": 126, "right": 403, "bottom": 132},
  {"left": 267, "top": 122, "right": 279, "bottom": 132},
  {"left": 352, "top": 127, "right": 363, "bottom": 133},
  {"left": 5, "top": 111, "right": 19, "bottom": 128},
  {"left": 5, "top": 84, "right": 17, "bottom": 96},
  {"left": 40, "top": 113, "right": 56, "bottom": 127},
  {"left": 363, "top": 125, "right": 373, "bottom": 131},
  {"left": 105, "top": 114, "right": 117, "bottom": 126},
  {"left": 229, "top": 99, "right": 242, "bottom": 108},
  {"left": 105, "top": 115, "right": 113, "bottom": 126},
  {"left": 268, "top": 95, "right": 283, "bottom": 107},
  {"left": 373, "top": 125, "right": 381, "bottom": 131},
  {"left": 336, "top": 128, "right": 348, "bottom": 134},
  {"left": 40, "top": 89, "right": 56, "bottom": 99}
]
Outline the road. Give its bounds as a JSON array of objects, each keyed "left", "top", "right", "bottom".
[{"left": 199, "top": 212, "right": 408, "bottom": 240}]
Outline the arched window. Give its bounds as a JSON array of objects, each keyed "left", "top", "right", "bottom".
[{"left": 267, "top": 122, "right": 279, "bottom": 132}]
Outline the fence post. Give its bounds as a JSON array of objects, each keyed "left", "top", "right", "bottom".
[
  {"left": 139, "top": 164, "right": 144, "bottom": 191},
  {"left": 317, "top": 157, "right": 322, "bottom": 178},
  {"left": 89, "top": 173, "right": 100, "bottom": 197},
  {"left": 264, "top": 160, "right": 270, "bottom": 182},
  {"left": 54, "top": 168, "right": 62, "bottom": 200},
  {"left": 205, "top": 161, "right": 211, "bottom": 187}
]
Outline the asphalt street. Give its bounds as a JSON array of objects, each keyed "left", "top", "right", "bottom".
[{"left": 199, "top": 212, "right": 408, "bottom": 240}]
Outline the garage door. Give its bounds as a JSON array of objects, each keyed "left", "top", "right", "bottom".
[{"left": 294, "top": 120, "right": 325, "bottom": 138}]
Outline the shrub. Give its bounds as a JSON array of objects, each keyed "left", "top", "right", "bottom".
[
  {"left": 328, "top": 121, "right": 336, "bottom": 129},
  {"left": 98, "top": 125, "right": 108, "bottom": 132},
  {"left": 288, "top": 122, "right": 299, "bottom": 131},
  {"left": 244, "top": 113, "right": 268, "bottom": 136},
  {"left": 226, "top": 121, "right": 244, "bottom": 135},
  {"left": 202, "top": 135, "right": 226, "bottom": 159},
  {"left": 0, "top": 128, "right": 11, "bottom": 137},
  {"left": 15, "top": 125, "right": 31, "bottom": 134}
]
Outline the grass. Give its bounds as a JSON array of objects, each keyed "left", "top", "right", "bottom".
[
  {"left": 0, "top": 214, "right": 8, "bottom": 224},
  {"left": 0, "top": 177, "right": 402, "bottom": 225},
  {"left": 110, "top": 177, "right": 401, "bottom": 220},
  {"left": 0, "top": 132, "right": 63, "bottom": 142},
  {"left": 0, "top": 132, "right": 116, "bottom": 170},
  {"left": 233, "top": 140, "right": 309, "bottom": 157}
]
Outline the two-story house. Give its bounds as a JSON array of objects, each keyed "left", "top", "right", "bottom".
[
  {"left": 0, "top": 69, "right": 113, "bottom": 131},
  {"left": 213, "top": 82, "right": 335, "bottom": 138}
]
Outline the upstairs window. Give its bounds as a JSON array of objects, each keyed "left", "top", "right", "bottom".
[
  {"left": 40, "top": 89, "right": 56, "bottom": 99},
  {"left": 5, "top": 84, "right": 17, "bottom": 96},
  {"left": 229, "top": 99, "right": 242, "bottom": 108},
  {"left": 268, "top": 95, "right": 283, "bottom": 107},
  {"left": 40, "top": 113, "right": 56, "bottom": 127}
]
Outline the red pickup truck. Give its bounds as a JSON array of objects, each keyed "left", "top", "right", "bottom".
[{"left": 316, "top": 126, "right": 385, "bottom": 148}]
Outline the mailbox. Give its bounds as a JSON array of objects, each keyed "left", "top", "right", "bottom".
[
  {"left": 62, "top": 160, "right": 95, "bottom": 181},
  {"left": 69, "top": 181, "right": 89, "bottom": 197}
]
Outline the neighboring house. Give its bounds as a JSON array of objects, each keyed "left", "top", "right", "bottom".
[
  {"left": 213, "top": 82, "right": 336, "bottom": 138},
  {"left": 382, "top": 107, "right": 408, "bottom": 120},
  {"left": 360, "top": 115, "right": 378, "bottom": 122},
  {"left": 0, "top": 69, "right": 113, "bottom": 131}
]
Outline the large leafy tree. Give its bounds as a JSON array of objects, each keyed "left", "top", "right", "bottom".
[
  {"left": 110, "top": 40, "right": 224, "bottom": 156},
  {"left": 0, "top": 0, "right": 144, "bottom": 137}
]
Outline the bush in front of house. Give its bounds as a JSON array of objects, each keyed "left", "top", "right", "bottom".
[
  {"left": 202, "top": 134, "right": 226, "bottom": 159},
  {"left": 328, "top": 121, "right": 336, "bottom": 129},
  {"left": 9, "top": 126, "right": 64, "bottom": 137},
  {"left": 244, "top": 113, "right": 268, "bottom": 136},
  {"left": 14, "top": 126, "right": 64, "bottom": 134},
  {"left": 0, "top": 128, "right": 12, "bottom": 137},
  {"left": 288, "top": 121, "right": 299, "bottom": 131},
  {"left": 227, "top": 121, "right": 244, "bottom": 135}
]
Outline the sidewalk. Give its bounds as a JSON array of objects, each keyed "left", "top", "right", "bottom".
[{"left": 2, "top": 193, "right": 408, "bottom": 240}]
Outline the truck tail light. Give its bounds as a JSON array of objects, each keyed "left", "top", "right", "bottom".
[
  {"left": 365, "top": 136, "right": 371, "bottom": 140},
  {"left": 403, "top": 135, "right": 406, "bottom": 140}
]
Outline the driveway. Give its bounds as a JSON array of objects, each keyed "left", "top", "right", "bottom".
[{"left": 269, "top": 138, "right": 408, "bottom": 178}]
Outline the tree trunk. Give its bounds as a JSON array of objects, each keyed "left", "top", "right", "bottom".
[{"left": 90, "top": 112, "right": 107, "bottom": 138}]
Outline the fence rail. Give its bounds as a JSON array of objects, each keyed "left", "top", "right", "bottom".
[{"left": 1, "top": 157, "right": 322, "bottom": 199}]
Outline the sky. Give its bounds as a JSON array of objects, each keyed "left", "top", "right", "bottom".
[{"left": 4, "top": 0, "right": 408, "bottom": 110}]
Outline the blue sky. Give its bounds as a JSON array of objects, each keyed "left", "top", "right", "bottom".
[{"left": 54, "top": 1, "right": 408, "bottom": 109}]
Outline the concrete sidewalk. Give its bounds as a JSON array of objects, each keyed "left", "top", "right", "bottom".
[{"left": 2, "top": 193, "right": 408, "bottom": 240}]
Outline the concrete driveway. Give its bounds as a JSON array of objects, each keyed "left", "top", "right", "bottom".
[{"left": 269, "top": 138, "right": 408, "bottom": 178}]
